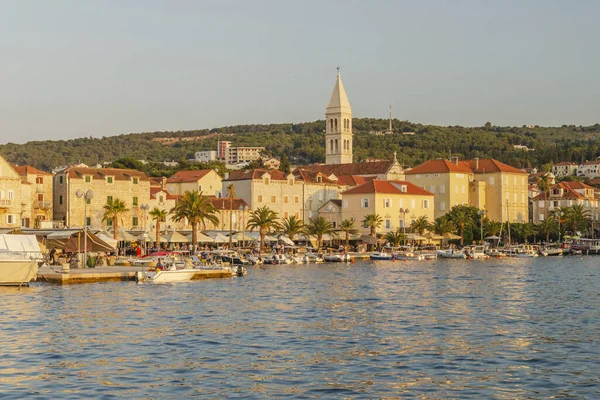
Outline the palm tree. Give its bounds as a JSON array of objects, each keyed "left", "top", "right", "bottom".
[
  {"left": 103, "top": 197, "right": 129, "bottom": 240},
  {"left": 449, "top": 207, "right": 470, "bottom": 246},
  {"left": 170, "top": 190, "right": 219, "bottom": 248},
  {"left": 307, "top": 216, "right": 338, "bottom": 250},
  {"left": 338, "top": 219, "right": 359, "bottom": 249},
  {"left": 567, "top": 204, "right": 591, "bottom": 234},
  {"left": 432, "top": 215, "right": 455, "bottom": 236},
  {"left": 280, "top": 215, "right": 305, "bottom": 242},
  {"left": 362, "top": 214, "right": 383, "bottom": 250},
  {"left": 552, "top": 206, "right": 572, "bottom": 239},
  {"left": 246, "top": 206, "right": 280, "bottom": 254},
  {"left": 411, "top": 216, "right": 430, "bottom": 236},
  {"left": 520, "top": 223, "right": 536, "bottom": 243},
  {"left": 536, "top": 215, "right": 558, "bottom": 243},
  {"left": 149, "top": 207, "right": 168, "bottom": 247},
  {"left": 385, "top": 228, "right": 405, "bottom": 248},
  {"left": 227, "top": 183, "right": 235, "bottom": 249},
  {"left": 483, "top": 219, "right": 503, "bottom": 237}
]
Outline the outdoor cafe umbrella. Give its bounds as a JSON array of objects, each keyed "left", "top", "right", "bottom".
[
  {"left": 278, "top": 235, "right": 294, "bottom": 246},
  {"left": 444, "top": 232, "right": 462, "bottom": 240},
  {"left": 147, "top": 232, "right": 168, "bottom": 243},
  {"left": 185, "top": 232, "right": 215, "bottom": 243},
  {"left": 107, "top": 227, "right": 137, "bottom": 242},
  {"left": 233, "top": 232, "right": 255, "bottom": 242},
  {"left": 164, "top": 230, "right": 189, "bottom": 243}
]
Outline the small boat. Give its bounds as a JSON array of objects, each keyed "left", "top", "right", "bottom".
[
  {"left": 323, "top": 253, "right": 351, "bottom": 263},
  {"left": 370, "top": 252, "right": 394, "bottom": 261},
  {"left": 503, "top": 245, "right": 538, "bottom": 258},
  {"left": 263, "top": 253, "right": 292, "bottom": 265},
  {"left": 136, "top": 267, "right": 197, "bottom": 283},
  {"left": 436, "top": 249, "right": 466, "bottom": 259},
  {"left": 292, "top": 254, "right": 310, "bottom": 264},
  {"left": 465, "top": 245, "right": 489, "bottom": 260},
  {"left": 0, "top": 234, "right": 43, "bottom": 286},
  {"left": 542, "top": 244, "right": 563, "bottom": 257}
]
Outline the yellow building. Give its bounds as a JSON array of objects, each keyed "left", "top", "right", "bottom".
[
  {"left": 223, "top": 168, "right": 343, "bottom": 223},
  {"left": 341, "top": 180, "right": 434, "bottom": 235},
  {"left": 405, "top": 158, "right": 529, "bottom": 222},
  {"left": 405, "top": 159, "right": 473, "bottom": 219},
  {"left": 0, "top": 155, "right": 25, "bottom": 229},
  {"left": 13, "top": 166, "right": 53, "bottom": 228},
  {"left": 166, "top": 169, "right": 222, "bottom": 197},
  {"left": 53, "top": 166, "right": 151, "bottom": 229}
]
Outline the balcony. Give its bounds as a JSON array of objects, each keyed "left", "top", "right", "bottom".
[
  {"left": 34, "top": 201, "right": 52, "bottom": 210},
  {"left": 0, "top": 199, "right": 12, "bottom": 208}
]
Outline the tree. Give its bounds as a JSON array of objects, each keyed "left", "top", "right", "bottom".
[
  {"left": 170, "top": 190, "right": 219, "bottom": 248},
  {"left": 432, "top": 215, "right": 455, "bottom": 236},
  {"left": 566, "top": 204, "right": 591, "bottom": 234},
  {"left": 483, "top": 219, "right": 503, "bottom": 237},
  {"left": 338, "top": 219, "right": 359, "bottom": 248},
  {"left": 362, "top": 214, "right": 383, "bottom": 250},
  {"left": 447, "top": 205, "right": 478, "bottom": 246},
  {"left": 536, "top": 216, "right": 558, "bottom": 243},
  {"left": 411, "top": 215, "right": 430, "bottom": 235},
  {"left": 307, "top": 216, "right": 337, "bottom": 250},
  {"left": 246, "top": 206, "right": 280, "bottom": 254},
  {"left": 385, "top": 228, "right": 405, "bottom": 247},
  {"left": 280, "top": 215, "right": 305, "bottom": 241},
  {"left": 227, "top": 183, "right": 235, "bottom": 248},
  {"left": 280, "top": 153, "right": 291, "bottom": 174},
  {"left": 102, "top": 198, "right": 129, "bottom": 240},
  {"left": 149, "top": 207, "right": 168, "bottom": 247}
]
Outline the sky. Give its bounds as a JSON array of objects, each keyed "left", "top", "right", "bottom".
[{"left": 1, "top": 0, "right": 599, "bottom": 144}]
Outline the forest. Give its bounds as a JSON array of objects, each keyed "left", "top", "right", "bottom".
[{"left": 2, "top": 119, "right": 600, "bottom": 176}]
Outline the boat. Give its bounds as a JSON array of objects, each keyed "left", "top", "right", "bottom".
[
  {"left": 503, "top": 245, "right": 538, "bottom": 258},
  {"left": 323, "top": 253, "right": 351, "bottom": 262},
  {"left": 570, "top": 238, "right": 600, "bottom": 255},
  {"left": 436, "top": 248, "right": 466, "bottom": 259},
  {"left": 0, "top": 234, "right": 43, "bottom": 286},
  {"left": 417, "top": 245, "right": 438, "bottom": 260},
  {"left": 370, "top": 252, "right": 394, "bottom": 261},
  {"left": 211, "top": 250, "right": 250, "bottom": 266},
  {"left": 263, "top": 253, "right": 292, "bottom": 265},
  {"left": 136, "top": 266, "right": 197, "bottom": 283},
  {"left": 465, "top": 245, "right": 489, "bottom": 260},
  {"left": 393, "top": 246, "right": 425, "bottom": 261},
  {"left": 306, "top": 253, "right": 324, "bottom": 263},
  {"left": 292, "top": 254, "right": 310, "bottom": 264}
]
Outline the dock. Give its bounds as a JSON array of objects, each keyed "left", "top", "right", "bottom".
[{"left": 36, "top": 265, "right": 234, "bottom": 285}]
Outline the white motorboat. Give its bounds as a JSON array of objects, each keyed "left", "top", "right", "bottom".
[
  {"left": 0, "top": 234, "right": 43, "bottom": 286},
  {"left": 136, "top": 266, "right": 198, "bottom": 283},
  {"left": 503, "top": 245, "right": 539, "bottom": 258},
  {"left": 542, "top": 244, "right": 563, "bottom": 256},
  {"left": 292, "top": 254, "right": 310, "bottom": 264},
  {"left": 323, "top": 253, "right": 351, "bottom": 262},
  {"left": 436, "top": 249, "right": 466, "bottom": 259},
  {"left": 465, "top": 245, "right": 489, "bottom": 260},
  {"left": 263, "top": 253, "right": 292, "bottom": 265}
]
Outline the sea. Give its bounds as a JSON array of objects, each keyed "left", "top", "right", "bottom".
[{"left": 1, "top": 257, "right": 599, "bottom": 399}]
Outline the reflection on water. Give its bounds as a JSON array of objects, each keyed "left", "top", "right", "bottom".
[{"left": 0, "top": 257, "right": 599, "bottom": 398}]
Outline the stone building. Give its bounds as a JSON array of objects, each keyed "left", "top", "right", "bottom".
[
  {"left": 0, "top": 155, "right": 25, "bottom": 229},
  {"left": 325, "top": 71, "right": 353, "bottom": 165},
  {"left": 166, "top": 169, "right": 222, "bottom": 198},
  {"left": 13, "top": 166, "right": 53, "bottom": 228}
]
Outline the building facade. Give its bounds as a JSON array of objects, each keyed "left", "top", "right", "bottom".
[
  {"left": 577, "top": 160, "right": 600, "bottom": 179},
  {"left": 532, "top": 181, "right": 599, "bottom": 225},
  {"left": 13, "top": 166, "right": 53, "bottom": 228},
  {"left": 325, "top": 72, "right": 353, "bottom": 164},
  {"left": 552, "top": 162, "right": 578, "bottom": 178},
  {"left": 0, "top": 156, "right": 25, "bottom": 229},
  {"left": 341, "top": 180, "right": 435, "bottom": 235},
  {"left": 166, "top": 169, "right": 223, "bottom": 197}
]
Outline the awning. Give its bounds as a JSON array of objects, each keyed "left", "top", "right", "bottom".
[
  {"left": 185, "top": 232, "right": 215, "bottom": 243},
  {"left": 63, "top": 231, "right": 116, "bottom": 253},
  {"left": 106, "top": 227, "right": 137, "bottom": 242}
]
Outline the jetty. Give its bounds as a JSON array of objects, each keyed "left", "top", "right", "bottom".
[{"left": 36, "top": 265, "right": 234, "bottom": 285}]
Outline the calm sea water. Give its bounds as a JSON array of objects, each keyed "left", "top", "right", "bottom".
[{"left": 1, "top": 257, "right": 599, "bottom": 399}]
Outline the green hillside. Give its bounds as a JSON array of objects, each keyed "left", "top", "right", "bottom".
[{"left": 2, "top": 119, "right": 600, "bottom": 175}]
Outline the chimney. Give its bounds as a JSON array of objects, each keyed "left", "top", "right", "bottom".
[
  {"left": 474, "top": 157, "right": 479, "bottom": 170},
  {"left": 450, "top": 156, "right": 459, "bottom": 165}
]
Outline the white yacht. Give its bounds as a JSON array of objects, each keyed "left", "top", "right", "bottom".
[{"left": 0, "top": 234, "right": 44, "bottom": 286}]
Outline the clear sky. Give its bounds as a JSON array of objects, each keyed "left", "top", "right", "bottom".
[{"left": 1, "top": 0, "right": 599, "bottom": 144}]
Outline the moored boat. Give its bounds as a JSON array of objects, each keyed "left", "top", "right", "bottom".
[
  {"left": 0, "top": 234, "right": 43, "bottom": 286},
  {"left": 323, "top": 253, "right": 351, "bottom": 262},
  {"left": 370, "top": 252, "right": 394, "bottom": 261},
  {"left": 436, "top": 248, "right": 467, "bottom": 259}
]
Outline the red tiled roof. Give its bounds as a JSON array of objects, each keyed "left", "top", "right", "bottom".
[
  {"left": 533, "top": 181, "right": 593, "bottom": 200},
  {"left": 12, "top": 165, "right": 52, "bottom": 176},
  {"left": 166, "top": 170, "right": 214, "bottom": 183},
  {"left": 225, "top": 169, "right": 288, "bottom": 181},
  {"left": 342, "top": 180, "right": 433, "bottom": 196},
  {"left": 65, "top": 167, "right": 148, "bottom": 181},
  {"left": 301, "top": 161, "right": 394, "bottom": 176},
  {"left": 580, "top": 160, "right": 600, "bottom": 165},
  {"left": 459, "top": 159, "right": 527, "bottom": 174},
  {"left": 150, "top": 187, "right": 178, "bottom": 200},
  {"left": 207, "top": 197, "right": 251, "bottom": 211},
  {"left": 336, "top": 175, "right": 376, "bottom": 186},
  {"left": 293, "top": 168, "right": 339, "bottom": 184},
  {"left": 405, "top": 159, "right": 473, "bottom": 174}
]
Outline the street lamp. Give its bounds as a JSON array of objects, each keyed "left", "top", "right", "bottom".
[
  {"left": 238, "top": 204, "right": 248, "bottom": 248},
  {"left": 478, "top": 209, "right": 486, "bottom": 243},
  {"left": 75, "top": 189, "right": 94, "bottom": 268},
  {"left": 140, "top": 204, "right": 149, "bottom": 255},
  {"left": 399, "top": 208, "right": 410, "bottom": 235}
]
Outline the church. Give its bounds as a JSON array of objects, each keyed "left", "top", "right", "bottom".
[{"left": 299, "top": 71, "right": 405, "bottom": 183}]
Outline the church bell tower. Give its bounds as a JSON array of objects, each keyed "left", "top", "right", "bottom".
[{"left": 325, "top": 70, "right": 353, "bottom": 164}]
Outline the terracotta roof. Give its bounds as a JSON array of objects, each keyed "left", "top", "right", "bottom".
[
  {"left": 554, "top": 162, "right": 577, "bottom": 166},
  {"left": 459, "top": 159, "right": 527, "bottom": 174},
  {"left": 301, "top": 161, "right": 394, "bottom": 177},
  {"left": 336, "top": 175, "right": 376, "bottom": 186},
  {"left": 405, "top": 159, "right": 472, "bottom": 174},
  {"left": 150, "top": 187, "right": 178, "bottom": 200},
  {"left": 580, "top": 160, "right": 600, "bottom": 165},
  {"left": 224, "top": 169, "right": 287, "bottom": 181},
  {"left": 207, "top": 197, "right": 250, "bottom": 211},
  {"left": 342, "top": 180, "right": 433, "bottom": 196},
  {"left": 12, "top": 165, "right": 52, "bottom": 176},
  {"left": 533, "top": 181, "right": 593, "bottom": 200},
  {"left": 166, "top": 170, "right": 214, "bottom": 183},
  {"left": 65, "top": 167, "right": 148, "bottom": 181},
  {"left": 293, "top": 168, "right": 339, "bottom": 185}
]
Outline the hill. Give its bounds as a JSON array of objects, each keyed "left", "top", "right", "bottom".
[{"left": 2, "top": 119, "right": 600, "bottom": 175}]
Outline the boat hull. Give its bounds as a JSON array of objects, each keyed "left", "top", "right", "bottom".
[
  {"left": 140, "top": 269, "right": 198, "bottom": 283},
  {"left": 0, "top": 259, "right": 40, "bottom": 286}
]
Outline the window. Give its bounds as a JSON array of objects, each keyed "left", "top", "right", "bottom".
[
  {"left": 107, "top": 177, "right": 113, "bottom": 184},
  {"left": 7, "top": 190, "right": 14, "bottom": 200},
  {"left": 133, "top": 197, "right": 138, "bottom": 206},
  {"left": 85, "top": 176, "right": 91, "bottom": 183},
  {"left": 59, "top": 176, "right": 64, "bottom": 184},
  {"left": 7, "top": 215, "right": 14, "bottom": 224},
  {"left": 456, "top": 174, "right": 464, "bottom": 179},
  {"left": 133, "top": 177, "right": 139, "bottom": 184},
  {"left": 271, "top": 196, "right": 276, "bottom": 203},
  {"left": 399, "top": 219, "right": 404, "bottom": 228},
  {"left": 455, "top": 186, "right": 458, "bottom": 194},
  {"left": 295, "top": 212, "right": 299, "bottom": 219},
  {"left": 439, "top": 184, "right": 445, "bottom": 194},
  {"left": 423, "top": 200, "right": 430, "bottom": 209},
  {"left": 415, "top": 174, "right": 421, "bottom": 179},
  {"left": 198, "top": 185, "right": 203, "bottom": 192},
  {"left": 513, "top": 193, "right": 517, "bottom": 204},
  {"left": 539, "top": 214, "right": 545, "bottom": 221},
  {"left": 308, "top": 211, "right": 313, "bottom": 218},
  {"left": 411, "top": 199, "right": 416, "bottom": 208},
  {"left": 440, "top": 201, "right": 445, "bottom": 211},
  {"left": 86, "top": 217, "right": 91, "bottom": 226},
  {"left": 361, "top": 198, "right": 369, "bottom": 208},
  {"left": 424, "top": 174, "right": 430, "bottom": 178},
  {"left": 434, "top": 173, "right": 439, "bottom": 178},
  {"left": 59, "top": 195, "right": 63, "bottom": 205},
  {"left": 343, "top": 199, "right": 348, "bottom": 208},
  {"left": 553, "top": 201, "right": 559, "bottom": 208},
  {"left": 159, "top": 195, "right": 164, "bottom": 203},
  {"left": 294, "top": 196, "right": 299, "bottom": 204},
  {"left": 461, "top": 185, "right": 465, "bottom": 194},
  {"left": 429, "top": 185, "right": 435, "bottom": 194},
  {"left": 258, "top": 195, "right": 263, "bottom": 203},
  {"left": 284, "top": 196, "right": 288, "bottom": 204},
  {"left": 132, "top": 216, "right": 139, "bottom": 226},
  {"left": 332, "top": 221, "right": 337, "bottom": 228},
  {"left": 384, "top": 198, "right": 391, "bottom": 208},
  {"left": 385, "top": 219, "right": 391, "bottom": 229},
  {"left": 107, "top": 196, "right": 113, "bottom": 203},
  {"left": 36, "top": 177, "right": 44, "bottom": 184},
  {"left": 489, "top": 176, "right": 495, "bottom": 185},
  {"left": 514, "top": 176, "right": 517, "bottom": 185},
  {"left": 264, "top": 178, "right": 270, "bottom": 185},
  {"left": 38, "top": 193, "right": 44, "bottom": 201}
]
